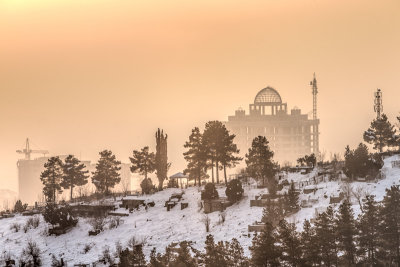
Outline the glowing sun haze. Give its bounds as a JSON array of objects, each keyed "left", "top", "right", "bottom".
[{"left": 1, "top": 0, "right": 399, "bottom": 191}]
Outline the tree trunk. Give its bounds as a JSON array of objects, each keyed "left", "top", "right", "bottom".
[
  {"left": 198, "top": 168, "right": 201, "bottom": 187},
  {"left": 224, "top": 165, "right": 227, "bottom": 186},
  {"left": 211, "top": 159, "right": 215, "bottom": 184},
  {"left": 70, "top": 184, "right": 73, "bottom": 202},
  {"left": 216, "top": 161, "right": 220, "bottom": 184}
]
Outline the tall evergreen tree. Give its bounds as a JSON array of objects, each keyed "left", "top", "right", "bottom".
[
  {"left": 183, "top": 127, "right": 209, "bottom": 186},
  {"left": 92, "top": 150, "right": 121, "bottom": 195},
  {"left": 358, "top": 195, "right": 380, "bottom": 265},
  {"left": 336, "top": 200, "right": 356, "bottom": 265},
  {"left": 314, "top": 206, "right": 339, "bottom": 266},
  {"left": 262, "top": 198, "right": 284, "bottom": 227},
  {"left": 40, "top": 156, "right": 64, "bottom": 202},
  {"left": 118, "top": 245, "right": 146, "bottom": 267},
  {"left": 277, "top": 220, "right": 303, "bottom": 266},
  {"left": 130, "top": 146, "right": 156, "bottom": 179},
  {"left": 287, "top": 181, "right": 299, "bottom": 212},
  {"left": 245, "top": 136, "right": 278, "bottom": 190},
  {"left": 203, "top": 121, "right": 227, "bottom": 184},
  {"left": 380, "top": 185, "right": 400, "bottom": 264},
  {"left": 155, "top": 128, "right": 169, "bottom": 190},
  {"left": 250, "top": 222, "right": 281, "bottom": 267},
  {"left": 219, "top": 128, "right": 242, "bottom": 186},
  {"left": 226, "top": 238, "right": 249, "bottom": 267},
  {"left": 203, "top": 235, "right": 229, "bottom": 267},
  {"left": 363, "top": 113, "right": 396, "bottom": 152},
  {"left": 170, "top": 241, "right": 197, "bottom": 267},
  {"left": 301, "top": 220, "right": 319, "bottom": 266},
  {"left": 61, "top": 155, "right": 89, "bottom": 201}
]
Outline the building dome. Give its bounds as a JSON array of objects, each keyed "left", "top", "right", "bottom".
[{"left": 254, "top": 86, "right": 282, "bottom": 104}]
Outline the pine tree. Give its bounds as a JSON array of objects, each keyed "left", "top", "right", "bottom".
[
  {"left": 40, "top": 156, "right": 64, "bottom": 202},
  {"left": 92, "top": 150, "right": 121, "bottom": 195},
  {"left": 203, "top": 121, "right": 228, "bottom": 184},
  {"left": 287, "top": 181, "right": 299, "bottom": 212},
  {"left": 336, "top": 200, "right": 356, "bottom": 265},
  {"left": 140, "top": 177, "right": 153, "bottom": 194},
  {"left": 245, "top": 136, "right": 278, "bottom": 189},
  {"left": 358, "top": 195, "right": 380, "bottom": 265},
  {"left": 277, "top": 220, "right": 303, "bottom": 266},
  {"left": 61, "top": 155, "right": 89, "bottom": 201},
  {"left": 118, "top": 245, "right": 147, "bottom": 267},
  {"left": 226, "top": 238, "right": 249, "bottom": 267},
  {"left": 149, "top": 248, "right": 165, "bottom": 267},
  {"left": 261, "top": 198, "right": 284, "bottom": 227},
  {"left": 14, "top": 199, "right": 28, "bottom": 213},
  {"left": 204, "top": 235, "right": 229, "bottom": 267},
  {"left": 170, "top": 241, "right": 197, "bottom": 267},
  {"left": 301, "top": 220, "right": 319, "bottom": 266},
  {"left": 225, "top": 179, "right": 244, "bottom": 203},
  {"left": 183, "top": 127, "right": 209, "bottom": 186},
  {"left": 130, "top": 146, "right": 156, "bottom": 180},
  {"left": 219, "top": 128, "right": 242, "bottom": 186},
  {"left": 363, "top": 113, "right": 396, "bottom": 152},
  {"left": 202, "top": 183, "right": 219, "bottom": 200},
  {"left": 379, "top": 185, "right": 400, "bottom": 264},
  {"left": 314, "top": 206, "right": 338, "bottom": 266},
  {"left": 250, "top": 222, "right": 281, "bottom": 267},
  {"left": 155, "top": 129, "right": 169, "bottom": 190}
]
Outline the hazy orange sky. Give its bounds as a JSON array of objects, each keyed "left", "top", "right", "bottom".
[{"left": 1, "top": 0, "right": 399, "bottom": 192}]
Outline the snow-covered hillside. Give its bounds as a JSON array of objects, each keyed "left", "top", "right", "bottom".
[{"left": 1, "top": 155, "right": 399, "bottom": 266}]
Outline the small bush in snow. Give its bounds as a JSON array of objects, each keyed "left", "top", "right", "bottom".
[
  {"left": 114, "top": 241, "right": 123, "bottom": 258},
  {"left": 99, "top": 246, "right": 114, "bottom": 265},
  {"left": 127, "top": 236, "right": 147, "bottom": 249},
  {"left": 10, "top": 223, "right": 20, "bottom": 232},
  {"left": 23, "top": 223, "right": 30, "bottom": 233},
  {"left": 202, "top": 215, "right": 211, "bottom": 232},
  {"left": 108, "top": 216, "right": 122, "bottom": 229},
  {"left": 51, "top": 254, "right": 66, "bottom": 267},
  {"left": 20, "top": 240, "right": 41, "bottom": 266},
  {"left": 0, "top": 250, "right": 15, "bottom": 266},
  {"left": 219, "top": 211, "right": 227, "bottom": 224},
  {"left": 89, "top": 217, "right": 106, "bottom": 232},
  {"left": 24, "top": 215, "right": 41, "bottom": 233},
  {"left": 82, "top": 243, "right": 92, "bottom": 254},
  {"left": 43, "top": 203, "right": 77, "bottom": 229}
]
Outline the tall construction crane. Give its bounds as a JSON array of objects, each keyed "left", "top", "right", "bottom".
[{"left": 16, "top": 138, "right": 49, "bottom": 160}]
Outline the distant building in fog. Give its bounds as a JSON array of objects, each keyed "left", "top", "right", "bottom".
[
  {"left": 225, "top": 86, "right": 319, "bottom": 163},
  {"left": 17, "top": 156, "right": 132, "bottom": 205}
]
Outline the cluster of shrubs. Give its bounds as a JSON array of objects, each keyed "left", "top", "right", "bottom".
[
  {"left": 202, "top": 179, "right": 244, "bottom": 203},
  {"left": 43, "top": 203, "right": 78, "bottom": 230}
]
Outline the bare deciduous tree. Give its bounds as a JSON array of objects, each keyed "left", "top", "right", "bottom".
[
  {"left": 352, "top": 185, "right": 369, "bottom": 212},
  {"left": 120, "top": 175, "right": 131, "bottom": 196},
  {"left": 340, "top": 181, "right": 352, "bottom": 202},
  {"left": 201, "top": 215, "right": 211, "bottom": 232}
]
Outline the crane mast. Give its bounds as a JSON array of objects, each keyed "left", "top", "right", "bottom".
[
  {"left": 16, "top": 138, "right": 49, "bottom": 160},
  {"left": 310, "top": 73, "right": 319, "bottom": 155}
]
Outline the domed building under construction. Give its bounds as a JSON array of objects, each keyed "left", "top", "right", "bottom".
[{"left": 225, "top": 76, "right": 319, "bottom": 163}]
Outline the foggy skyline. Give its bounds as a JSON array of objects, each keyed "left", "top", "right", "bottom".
[{"left": 1, "top": 0, "right": 400, "bottom": 192}]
